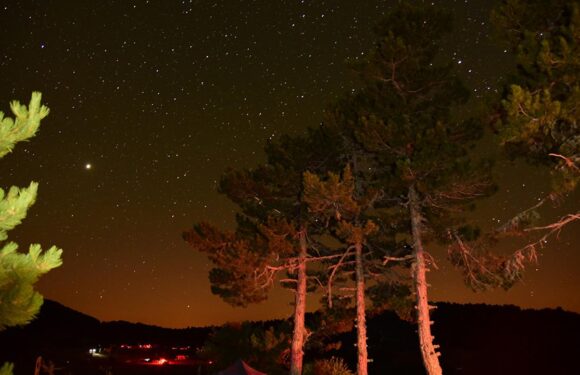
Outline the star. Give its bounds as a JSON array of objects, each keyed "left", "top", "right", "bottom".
[{"left": 1, "top": 0, "right": 576, "bottom": 328}]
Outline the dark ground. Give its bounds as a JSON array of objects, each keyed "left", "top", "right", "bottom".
[{"left": 1, "top": 300, "right": 579, "bottom": 374}]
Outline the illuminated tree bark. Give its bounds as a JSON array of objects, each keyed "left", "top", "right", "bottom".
[
  {"left": 303, "top": 167, "right": 391, "bottom": 375},
  {"left": 289, "top": 229, "right": 308, "bottom": 375},
  {"left": 323, "top": 5, "right": 494, "bottom": 373},
  {"left": 184, "top": 126, "right": 347, "bottom": 375},
  {"left": 409, "top": 185, "right": 442, "bottom": 375},
  {"left": 354, "top": 241, "right": 368, "bottom": 375}
]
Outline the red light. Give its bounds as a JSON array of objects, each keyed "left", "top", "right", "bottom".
[{"left": 150, "top": 358, "right": 168, "bottom": 366}]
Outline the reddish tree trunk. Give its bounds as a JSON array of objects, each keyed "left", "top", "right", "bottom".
[
  {"left": 289, "top": 229, "right": 308, "bottom": 375},
  {"left": 409, "top": 185, "right": 443, "bottom": 375},
  {"left": 355, "top": 241, "right": 368, "bottom": 375}
]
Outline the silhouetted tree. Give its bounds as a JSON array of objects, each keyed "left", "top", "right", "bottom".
[{"left": 201, "top": 321, "right": 290, "bottom": 375}]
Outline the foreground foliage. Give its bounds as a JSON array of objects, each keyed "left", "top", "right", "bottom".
[{"left": 0, "top": 93, "right": 63, "bottom": 374}]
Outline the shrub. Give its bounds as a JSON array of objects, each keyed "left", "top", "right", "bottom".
[{"left": 304, "top": 357, "right": 353, "bottom": 375}]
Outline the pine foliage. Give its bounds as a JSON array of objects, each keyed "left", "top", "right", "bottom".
[
  {"left": 183, "top": 126, "right": 343, "bottom": 305},
  {"left": 493, "top": 0, "right": 579, "bottom": 193},
  {"left": 0, "top": 92, "right": 63, "bottom": 331},
  {"left": 454, "top": 0, "right": 580, "bottom": 292},
  {"left": 0, "top": 363, "right": 13, "bottom": 375},
  {"left": 0, "top": 183, "right": 38, "bottom": 241},
  {"left": 329, "top": 5, "right": 495, "bottom": 374},
  {"left": 331, "top": 4, "right": 494, "bottom": 232},
  {"left": 183, "top": 222, "right": 271, "bottom": 307},
  {"left": 184, "top": 127, "right": 344, "bottom": 375},
  {"left": 0, "top": 92, "right": 49, "bottom": 158}
]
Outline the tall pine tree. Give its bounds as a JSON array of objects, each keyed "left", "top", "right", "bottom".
[
  {"left": 303, "top": 166, "right": 412, "bottom": 375},
  {"left": 327, "top": 5, "right": 494, "bottom": 374},
  {"left": 184, "top": 127, "right": 343, "bottom": 375},
  {"left": 0, "top": 92, "right": 63, "bottom": 375}
]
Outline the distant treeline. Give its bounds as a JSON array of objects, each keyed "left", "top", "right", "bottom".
[
  {"left": 0, "top": 300, "right": 211, "bottom": 374},
  {"left": 0, "top": 300, "right": 578, "bottom": 375},
  {"left": 327, "top": 302, "right": 580, "bottom": 375}
]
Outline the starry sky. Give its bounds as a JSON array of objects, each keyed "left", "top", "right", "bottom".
[{"left": 1, "top": 0, "right": 578, "bottom": 328}]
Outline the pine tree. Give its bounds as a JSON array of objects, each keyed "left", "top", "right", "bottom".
[
  {"left": 303, "top": 166, "right": 386, "bottom": 375},
  {"left": 328, "top": 5, "right": 494, "bottom": 374},
  {"left": 0, "top": 93, "right": 63, "bottom": 375},
  {"left": 184, "top": 127, "right": 343, "bottom": 375},
  {"left": 483, "top": 0, "right": 580, "bottom": 272}
]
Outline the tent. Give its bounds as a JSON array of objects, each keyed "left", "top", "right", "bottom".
[{"left": 215, "top": 359, "right": 267, "bottom": 375}]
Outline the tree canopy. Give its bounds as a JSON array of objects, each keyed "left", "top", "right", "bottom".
[{"left": 492, "top": 0, "right": 579, "bottom": 194}]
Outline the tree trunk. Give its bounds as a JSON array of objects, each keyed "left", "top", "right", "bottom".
[
  {"left": 34, "top": 357, "right": 42, "bottom": 375},
  {"left": 355, "top": 241, "right": 368, "bottom": 375},
  {"left": 289, "top": 229, "right": 308, "bottom": 375},
  {"left": 409, "top": 185, "right": 443, "bottom": 375}
]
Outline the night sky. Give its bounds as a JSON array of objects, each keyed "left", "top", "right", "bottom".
[{"left": 1, "top": 0, "right": 578, "bottom": 328}]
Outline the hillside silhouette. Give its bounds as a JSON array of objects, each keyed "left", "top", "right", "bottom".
[
  {"left": 326, "top": 302, "right": 580, "bottom": 375},
  {"left": 0, "top": 300, "right": 579, "bottom": 374},
  {"left": 0, "top": 300, "right": 211, "bottom": 374}
]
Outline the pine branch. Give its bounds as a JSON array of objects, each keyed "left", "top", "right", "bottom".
[{"left": 448, "top": 231, "right": 505, "bottom": 291}]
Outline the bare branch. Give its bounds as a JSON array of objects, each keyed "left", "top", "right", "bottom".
[
  {"left": 430, "top": 180, "right": 493, "bottom": 209},
  {"left": 279, "top": 278, "right": 298, "bottom": 284},
  {"left": 308, "top": 276, "right": 325, "bottom": 290},
  {"left": 495, "top": 196, "right": 549, "bottom": 235},
  {"left": 548, "top": 153, "right": 579, "bottom": 172},
  {"left": 383, "top": 254, "right": 415, "bottom": 265},
  {"left": 424, "top": 252, "right": 439, "bottom": 271},
  {"left": 305, "top": 253, "right": 349, "bottom": 262},
  {"left": 524, "top": 212, "right": 580, "bottom": 234},
  {"left": 327, "top": 246, "right": 355, "bottom": 308},
  {"left": 448, "top": 231, "right": 504, "bottom": 291}
]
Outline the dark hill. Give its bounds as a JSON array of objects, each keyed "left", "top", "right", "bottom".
[
  {"left": 0, "top": 300, "right": 102, "bottom": 368},
  {"left": 1, "top": 300, "right": 579, "bottom": 374},
  {"left": 433, "top": 303, "right": 580, "bottom": 375},
  {"left": 0, "top": 300, "right": 212, "bottom": 374},
  {"left": 326, "top": 302, "right": 580, "bottom": 375}
]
